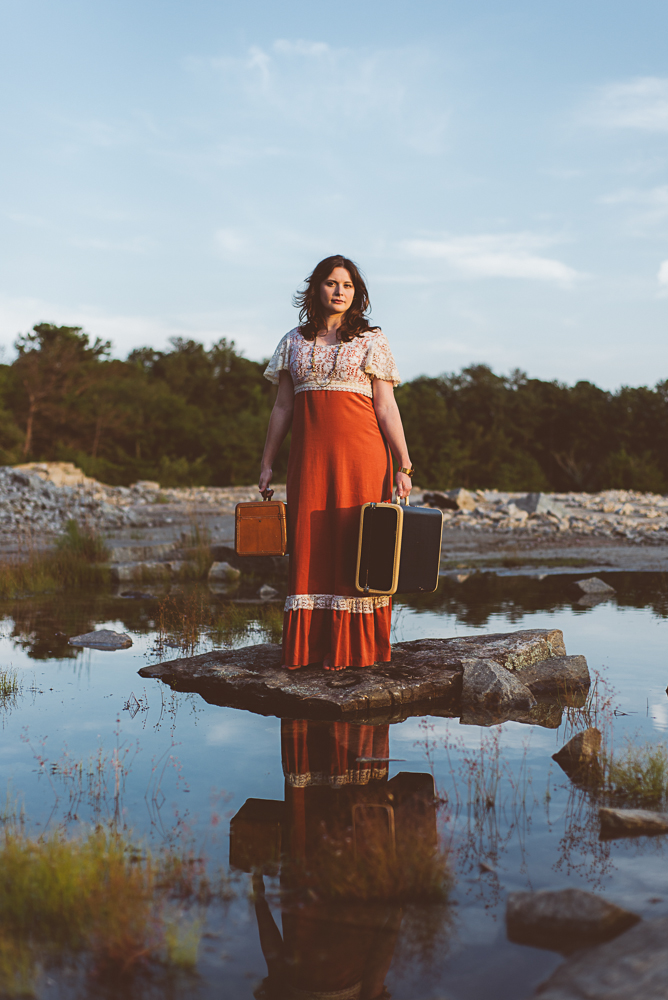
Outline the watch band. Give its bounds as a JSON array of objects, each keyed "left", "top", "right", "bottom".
[{"left": 398, "top": 466, "right": 414, "bottom": 477}]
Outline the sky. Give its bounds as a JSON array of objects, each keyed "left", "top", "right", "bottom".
[{"left": 1, "top": 0, "right": 667, "bottom": 389}]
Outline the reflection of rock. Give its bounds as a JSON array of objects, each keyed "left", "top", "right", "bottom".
[
  {"left": 599, "top": 807, "right": 668, "bottom": 839},
  {"left": 208, "top": 561, "right": 241, "bottom": 583},
  {"left": 506, "top": 888, "right": 640, "bottom": 953},
  {"left": 69, "top": 629, "right": 133, "bottom": 650},
  {"left": 532, "top": 916, "right": 668, "bottom": 998},
  {"left": 575, "top": 576, "right": 616, "bottom": 595},
  {"left": 461, "top": 658, "right": 536, "bottom": 713}
]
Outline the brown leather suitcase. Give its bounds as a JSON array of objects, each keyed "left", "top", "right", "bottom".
[{"left": 235, "top": 490, "right": 288, "bottom": 556}]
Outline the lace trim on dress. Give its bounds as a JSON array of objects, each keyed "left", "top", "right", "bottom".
[{"left": 284, "top": 594, "right": 391, "bottom": 614}]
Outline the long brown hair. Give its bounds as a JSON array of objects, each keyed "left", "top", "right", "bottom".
[{"left": 293, "top": 255, "right": 377, "bottom": 342}]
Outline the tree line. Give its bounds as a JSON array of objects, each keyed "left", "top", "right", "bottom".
[{"left": 1, "top": 322, "right": 667, "bottom": 493}]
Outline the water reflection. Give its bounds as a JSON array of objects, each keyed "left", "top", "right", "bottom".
[
  {"left": 231, "top": 720, "right": 450, "bottom": 1000},
  {"left": 399, "top": 571, "right": 668, "bottom": 628}
]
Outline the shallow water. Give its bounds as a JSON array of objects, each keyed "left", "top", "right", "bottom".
[{"left": 2, "top": 572, "right": 668, "bottom": 998}]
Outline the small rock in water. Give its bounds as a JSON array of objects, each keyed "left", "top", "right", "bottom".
[
  {"left": 506, "top": 887, "right": 640, "bottom": 953},
  {"left": 258, "top": 584, "right": 279, "bottom": 600},
  {"left": 68, "top": 629, "right": 133, "bottom": 650},
  {"left": 553, "top": 727, "right": 602, "bottom": 766},
  {"left": 599, "top": 807, "right": 668, "bottom": 839},
  {"left": 575, "top": 576, "right": 616, "bottom": 595},
  {"left": 553, "top": 727, "right": 602, "bottom": 785},
  {"left": 208, "top": 561, "right": 241, "bottom": 583}
]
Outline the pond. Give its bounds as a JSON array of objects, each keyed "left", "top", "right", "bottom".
[{"left": 1, "top": 571, "right": 668, "bottom": 998}]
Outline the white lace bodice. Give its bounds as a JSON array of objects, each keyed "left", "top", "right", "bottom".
[{"left": 263, "top": 327, "right": 400, "bottom": 398}]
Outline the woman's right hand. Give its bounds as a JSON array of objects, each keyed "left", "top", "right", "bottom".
[{"left": 259, "top": 467, "right": 273, "bottom": 493}]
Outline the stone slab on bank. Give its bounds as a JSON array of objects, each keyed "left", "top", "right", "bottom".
[{"left": 138, "top": 628, "right": 587, "bottom": 722}]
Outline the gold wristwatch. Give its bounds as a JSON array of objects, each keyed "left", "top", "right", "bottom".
[{"left": 398, "top": 466, "right": 414, "bottom": 477}]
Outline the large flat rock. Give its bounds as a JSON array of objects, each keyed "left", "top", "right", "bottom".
[
  {"left": 533, "top": 916, "right": 668, "bottom": 999},
  {"left": 138, "top": 628, "right": 582, "bottom": 723}
]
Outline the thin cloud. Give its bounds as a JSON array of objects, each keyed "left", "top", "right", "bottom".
[
  {"left": 659, "top": 261, "right": 668, "bottom": 286},
  {"left": 600, "top": 185, "right": 668, "bottom": 231},
  {"left": 584, "top": 77, "right": 668, "bottom": 131},
  {"left": 188, "top": 40, "right": 450, "bottom": 154},
  {"left": 400, "top": 233, "right": 580, "bottom": 285}
]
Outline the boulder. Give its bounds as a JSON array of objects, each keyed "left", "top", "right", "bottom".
[
  {"left": 208, "top": 561, "right": 242, "bottom": 583},
  {"left": 575, "top": 577, "right": 616, "bottom": 595},
  {"left": 423, "top": 488, "right": 476, "bottom": 511},
  {"left": 461, "top": 658, "right": 536, "bottom": 713},
  {"left": 599, "top": 807, "right": 668, "bottom": 839},
  {"left": 520, "top": 655, "right": 590, "bottom": 698},
  {"left": 258, "top": 584, "right": 279, "bottom": 600},
  {"left": 514, "top": 492, "right": 569, "bottom": 519},
  {"left": 506, "top": 888, "right": 640, "bottom": 953},
  {"left": 532, "top": 916, "right": 668, "bottom": 998},
  {"left": 69, "top": 629, "right": 133, "bottom": 650}
]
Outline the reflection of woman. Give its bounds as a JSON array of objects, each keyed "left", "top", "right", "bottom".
[
  {"left": 260, "top": 255, "right": 413, "bottom": 672},
  {"left": 253, "top": 720, "right": 402, "bottom": 1000}
]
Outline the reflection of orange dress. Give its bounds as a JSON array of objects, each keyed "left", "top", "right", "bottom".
[{"left": 264, "top": 328, "right": 401, "bottom": 669}]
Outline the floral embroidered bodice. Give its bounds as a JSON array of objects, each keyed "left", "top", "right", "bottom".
[{"left": 264, "top": 327, "right": 400, "bottom": 398}]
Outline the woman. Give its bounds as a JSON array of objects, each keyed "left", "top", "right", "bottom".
[{"left": 260, "top": 255, "right": 413, "bottom": 671}]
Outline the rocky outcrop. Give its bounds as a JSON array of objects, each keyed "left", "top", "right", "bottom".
[
  {"left": 599, "top": 807, "right": 668, "bottom": 839},
  {"left": 138, "top": 628, "right": 588, "bottom": 723},
  {"left": 533, "top": 916, "right": 668, "bottom": 998},
  {"left": 506, "top": 888, "right": 640, "bottom": 953}
]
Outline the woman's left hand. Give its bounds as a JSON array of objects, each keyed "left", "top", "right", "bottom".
[{"left": 395, "top": 471, "right": 412, "bottom": 498}]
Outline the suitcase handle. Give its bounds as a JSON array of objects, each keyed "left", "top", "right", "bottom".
[
  {"left": 261, "top": 489, "right": 274, "bottom": 501},
  {"left": 394, "top": 492, "right": 409, "bottom": 507}
]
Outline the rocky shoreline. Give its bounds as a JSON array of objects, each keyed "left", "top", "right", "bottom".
[{"left": 4, "top": 463, "right": 668, "bottom": 561}]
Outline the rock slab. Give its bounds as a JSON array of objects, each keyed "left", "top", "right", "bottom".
[
  {"left": 69, "top": 629, "right": 133, "bottom": 650},
  {"left": 506, "top": 888, "right": 640, "bottom": 953},
  {"left": 599, "top": 807, "right": 668, "bottom": 839},
  {"left": 533, "top": 916, "right": 668, "bottom": 999},
  {"left": 138, "top": 628, "right": 584, "bottom": 722}
]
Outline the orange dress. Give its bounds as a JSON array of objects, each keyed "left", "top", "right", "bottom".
[{"left": 264, "top": 328, "right": 400, "bottom": 668}]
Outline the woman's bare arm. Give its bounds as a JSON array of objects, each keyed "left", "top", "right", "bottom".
[
  {"left": 372, "top": 378, "right": 413, "bottom": 498},
  {"left": 259, "top": 370, "right": 294, "bottom": 492}
]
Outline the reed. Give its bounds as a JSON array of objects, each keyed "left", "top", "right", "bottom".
[{"left": 0, "top": 521, "right": 110, "bottom": 598}]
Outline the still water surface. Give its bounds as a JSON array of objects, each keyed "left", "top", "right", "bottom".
[{"left": 1, "top": 572, "right": 668, "bottom": 999}]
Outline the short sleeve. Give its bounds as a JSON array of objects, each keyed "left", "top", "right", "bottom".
[
  {"left": 263, "top": 332, "right": 292, "bottom": 384},
  {"left": 364, "top": 330, "right": 401, "bottom": 386}
]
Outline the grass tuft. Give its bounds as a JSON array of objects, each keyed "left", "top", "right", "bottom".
[
  {"left": 603, "top": 739, "right": 668, "bottom": 808},
  {"left": 0, "top": 824, "right": 225, "bottom": 992},
  {"left": 0, "top": 521, "right": 109, "bottom": 598}
]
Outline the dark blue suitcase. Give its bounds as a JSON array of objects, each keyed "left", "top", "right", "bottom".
[{"left": 355, "top": 498, "right": 444, "bottom": 595}]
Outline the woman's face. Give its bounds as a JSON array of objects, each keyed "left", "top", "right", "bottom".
[{"left": 319, "top": 267, "right": 355, "bottom": 316}]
